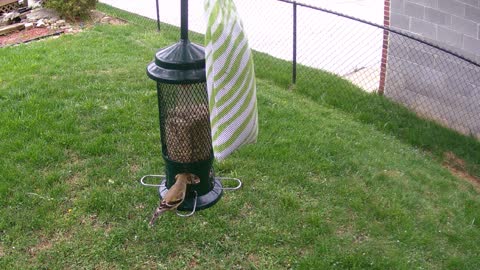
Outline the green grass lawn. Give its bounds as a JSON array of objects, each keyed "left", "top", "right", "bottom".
[{"left": 1, "top": 11, "right": 480, "bottom": 269}]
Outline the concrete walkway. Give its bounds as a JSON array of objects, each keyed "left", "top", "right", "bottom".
[{"left": 100, "top": 0, "right": 383, "bottom": 91}]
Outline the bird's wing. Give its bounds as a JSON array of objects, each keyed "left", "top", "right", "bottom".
[
  {"left": 159, "top": 198, "right": 183, "bottom": 210},
  {"left": 149, "top": 194, "right": 185, "bottom": 226},
  {"left": 163, "top": 181, "right": 186, "bottom": 205},
  {"left": 149, "top": 179, "right": 189, "bottom": 226}
]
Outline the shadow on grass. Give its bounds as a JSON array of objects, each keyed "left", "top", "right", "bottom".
[{"left": 254, "top": 51, "right": 480, "bottom": 178}]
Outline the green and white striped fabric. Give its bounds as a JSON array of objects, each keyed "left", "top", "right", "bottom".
[{"left": 205, "top": 0, "right": 258, "bottom": 160}]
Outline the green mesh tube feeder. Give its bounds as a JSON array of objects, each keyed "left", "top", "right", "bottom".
[{"left": 141, "top": 0, "right": 223, "bottom": 212}]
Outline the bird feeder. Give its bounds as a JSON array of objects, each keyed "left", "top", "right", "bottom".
[{"left": 142, "top": 0, "right": 223, "bottom": 212}]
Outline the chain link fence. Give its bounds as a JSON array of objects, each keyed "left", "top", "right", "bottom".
[
  {"left": 97, "top": 1, "right": 160, "bottom": 32},
  {"left": 97, "top": 1, "right": 480, "bottom": 143},
  {"left": 386, "top": 32, "right": 480, "bottom": 139}
]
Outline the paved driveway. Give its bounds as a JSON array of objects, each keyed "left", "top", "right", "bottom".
[{"left": 100, "top": 0, "right": 384, "bottom": 91}]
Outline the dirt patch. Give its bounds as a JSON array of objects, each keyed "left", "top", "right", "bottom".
[
  {"left": 66, "top": 173, "right": 82, "bottom": 187},
  {"left": 247, "top": 253, "right": 260, "bottom": 267},
  {"left": 335, "top": 225, "right": 353, "bottom": 237},
  {"left": 27, "top": 230, "right": 74, "bottom": 259},
  {"left": 382, "top": 170, "right": 403, "bottom": 178},
  {"left": 443, "top": 152, "right": 480, "bottom": 192},
  {"left": 188, "top": 257, "right": 199, "bottom": 268},
  {"left": 239, "top": 202, "right": 253, "bottom": 218},
  {"left": 353, "top": 233, "right": 369, "bottom": 244},
  {"left": 0, "top": 27, "right": 59, "bottom": 46},
  {"left": 64, "top": 150, "right": 86, "bottom": 186},
  {"left": 0, "top": 245, "right": 4, "bottom": 257},
  {"left": 65, "top": 150, "right": 82, "bottom": 165},
  {"left": 89, "top": 10, "right": 127, "bottom": 26},
  {"left": 80, "top": 214, "right": 113, "bottom": 234},
  {"left": 129, "top": 163, "right": 140, "bottom": 174},
  {"left": 28, "top": 238, "right": 53, "bottom": 257}
]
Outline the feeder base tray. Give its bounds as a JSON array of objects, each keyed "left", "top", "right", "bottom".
[{"left": 158, "top": 178, "right": 223, "bottom": 211}]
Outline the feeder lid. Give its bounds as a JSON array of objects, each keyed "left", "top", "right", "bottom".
[{"left": 147, "top": 40, "right": 206, "bottom": 84}]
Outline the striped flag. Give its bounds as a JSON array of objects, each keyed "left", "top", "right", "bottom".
[{"left": 205, "top": 0, "right": 258, "bottom": 160}]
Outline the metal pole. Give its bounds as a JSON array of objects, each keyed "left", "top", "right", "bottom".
[
  {"left": 292, "top": 2, "right": 297, "bottom": 85},
  {"left": 181, "top": 0, "right": 189, "bottom": 41},
  {"left": 156, "top": 0, "right": 161, "bottom": 32}
]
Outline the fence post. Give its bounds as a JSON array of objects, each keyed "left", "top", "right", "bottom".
[
  {"left": 379, "top": 0, "right": 390, "bottom": 95},
  {"left": 292, "top": 1, "right": 297, "bottom": 85},
  {"left": 156, "top": 0, "right": 161, "bottom": 31}
]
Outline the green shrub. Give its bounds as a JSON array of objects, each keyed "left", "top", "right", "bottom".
[{"left": 44, "top": 0, "right": 98, "bottom": 20}]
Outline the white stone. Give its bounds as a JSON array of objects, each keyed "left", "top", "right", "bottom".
[
  {"left": 29, "top": 0, "right": 43, "bottom": 9},
  {"left": 100, "top": 16, "right": 111, "bottom": 24},
  {"left": 27, "top": 8, "right": 60, "bottom": 22},
  {"left": 36, "top": 19, "right": 46, "bottom": 28},
  {"left": 25, "top": 22, "right": 34, "bottom": 30}
]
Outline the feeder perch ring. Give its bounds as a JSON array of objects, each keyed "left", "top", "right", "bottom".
[
  {"left": 140, "top": 175, "right": 165, "bottom": 187},
  {"left": 176, "top": 191, "right": 198, "bottom": 217},
  {"left": 218, "top": 177, "right": 243, "bottom": 190}
]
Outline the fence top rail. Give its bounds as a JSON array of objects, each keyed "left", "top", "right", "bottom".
[{"left": 276, "top": 0, "right": 480, "bottom": 68}]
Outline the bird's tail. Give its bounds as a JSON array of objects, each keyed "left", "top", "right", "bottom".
[{"left": 149, "top": 207, "right": 166, "bottom": 226}]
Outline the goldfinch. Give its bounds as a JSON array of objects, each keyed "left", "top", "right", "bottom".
[{"left": 149, "top": 173, "right": 200, "bottom": 226}]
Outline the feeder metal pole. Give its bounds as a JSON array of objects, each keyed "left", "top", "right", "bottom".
[
  {"left": 156, "top": 0, "right": 161, "bottom": 32},
  {"left": 181, "top": 0, "right": 189, "bottom": 41},
  {"left": 292, "top": 1, "right": 297, "bottom": 85}
]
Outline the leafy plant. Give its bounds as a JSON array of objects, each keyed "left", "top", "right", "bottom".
[{"left": 43, "top": 0, "right": 98, "bottom": 20}]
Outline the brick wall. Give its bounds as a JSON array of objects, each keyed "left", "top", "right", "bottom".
[
  {"left": 379, "top": 0, "right": 391, "bottom": 94},
  {"left": 390, "top": 0, "right": 480, "bottom": 62},
  {"left": 385, "top": 0, "right": 480, "bottom": 138}
]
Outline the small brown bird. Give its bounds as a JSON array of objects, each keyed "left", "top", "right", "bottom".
[{"left": 149, "top": 173, "right": 200, "bottom": 226}]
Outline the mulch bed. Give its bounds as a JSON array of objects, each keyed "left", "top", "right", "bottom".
[
  {"left": 0, "top": 9, "right": 126, "bottom": 48},
  {"left": 0, "top": 27, "right": 61, "bottom": 46}
]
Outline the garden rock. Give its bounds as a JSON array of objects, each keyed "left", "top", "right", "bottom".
[
  {"left": 2, "top": 12, "right": 21, "bottom": 25},
  {"left": 27, "top": 8, "right": 59, "bottom": 22},
  {"left": 100, "top": 16, "right": 111, "bottom": 24},
  {"left": 36, "top": 19, "right": 45, "bottom": 27},
  {"left": 28, "top": 0, "right": 43, "bottom": 9},
  {"left": 44, "top": 18, "right": 53, "bottom": 25},
  {"left": 24, "top": 22, "right": 33, "bottom": 30},
  {"left": 90, "top": 10, "right": 104, "bottom": 23}
]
